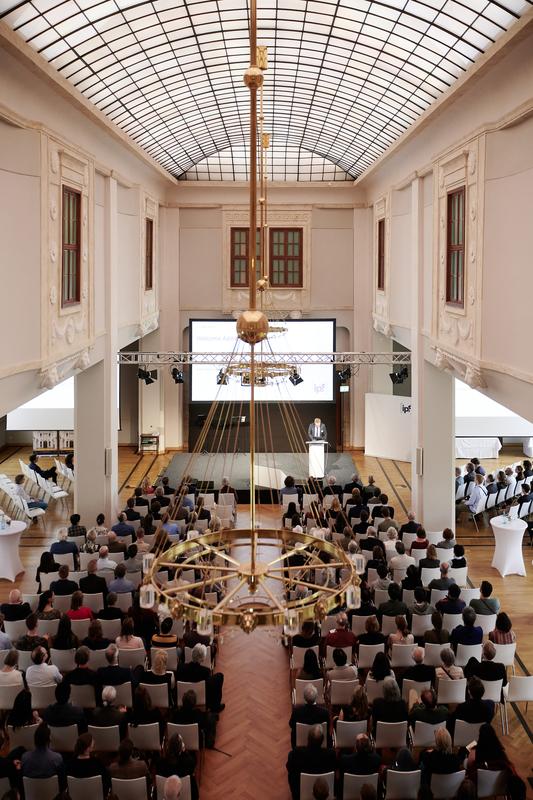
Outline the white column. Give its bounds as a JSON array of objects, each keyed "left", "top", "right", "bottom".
[
  {"left": 75, "top": 175, "right": 119, "bottom": 522},
  {"left": 159, "top": 206, "right": 183, "bottom": 449},
  {"left": 349, "top": 206, "right": 372, "bottom": 448},
  {"left": 421, "top": 362, "right": 455, "bottom": 530}
]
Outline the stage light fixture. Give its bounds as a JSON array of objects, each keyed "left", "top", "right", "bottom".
[
  {"left": 171, "top": 367, "right": 184, "bottom": 384},
  {"left": 138, "top": 368, "right": 156, "bottom": 385},
  {"left": 289, "top": 370, "right": 303, "bottom": 386},
  {"left": 216, "top": 369, "right": 229, "bottom": 385},
  {"left": 389, "top": 366, "right": 409, "bottom": 385},
  {"left": 337, "top": 367, "right": 352, "bottom": 383}
]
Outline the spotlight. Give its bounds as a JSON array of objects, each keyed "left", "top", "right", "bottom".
[
  {"left": 216, "top": 369, "right": 229, "bottom": 385},
  {"left": 337, "top": 367, "right": 352, "bottom": 383},
  {"left": 389, "top": 366, "right": 409, "bottom": 385},
  {"left": 138, "top": 368, "right": 156, "bottom": 385},
  {"left": 171, "top": 367, "right": 184, "bottom": 384},
  {"left": 289, "top": 370, "right": 303, "bottom": 386}
]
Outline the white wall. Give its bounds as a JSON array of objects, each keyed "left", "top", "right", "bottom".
[{"left": 365, "top": 393, "right": 412, "bottom": 462}]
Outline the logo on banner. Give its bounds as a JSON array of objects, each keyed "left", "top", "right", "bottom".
[{"left": 400, "top": 403, "right": 412, "bottom": 414}]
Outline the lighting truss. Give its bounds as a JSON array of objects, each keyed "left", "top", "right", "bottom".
[{"left": 118, "top": 351, "right": 411, "bottom": 367}]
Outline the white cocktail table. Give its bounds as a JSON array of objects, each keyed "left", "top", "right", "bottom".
[
  {"left": 0, "top": 521, "right": 26, "bottom": 581},
  {"left": 490, "top": 515, "right": 527, "bottom": 577}
]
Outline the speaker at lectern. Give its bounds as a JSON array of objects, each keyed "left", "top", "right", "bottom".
[{"left": 307, "top": 441, "right": 327, "bottom": 479}]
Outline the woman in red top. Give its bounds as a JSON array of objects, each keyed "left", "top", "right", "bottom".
[
  {"left": 67, "top": 590, "right": 94, "bottom": 621},
  {"left": 410, "top": 526, "right": 429, "bottom": 552}
]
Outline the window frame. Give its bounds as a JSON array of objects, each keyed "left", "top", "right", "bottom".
[
  {"left": 230, "top": 227, "right": 261, "bottom": 288},
  {"left": 145, "top": 217, "right": 154, "bottom": 291},
  {"left": 268, "top": 227, "right": 303, "bottom": 288},
  {"left": 377, "top": 217, "right": 385, "bottom": 291},
  {"left": 61, "top": 186, "right": 81, "bottom": 308},
  {"left": 446, "top": 186, "right": 466, "bottom": 307}
]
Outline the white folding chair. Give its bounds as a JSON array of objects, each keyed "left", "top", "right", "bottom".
[
  {"left": 343, "top": 772, "right": 379, "bottom": 800},
  {"left": 52, "top": 595, "right": 73, "bottom": 613},
  {"left": 421, "top": 568, "right": 440, "bottom": 587},
  {"left": 71, "top": 618, "right": 91, "bottom": 640},
  {"left": 382, "top": 615, "right": 406, "bottom": 636},
  {"left": 325, "top": 645, "right": 353, "bottom": 669},
  {"left": 88, "top": 649, "right": 109, "bottom": 670},
  {"left": 290, "top": 645, "right": 320, "bottom": 671},
  {"left": 16, "top": 650, "right": 34, "bottom": 672},
  {"left": 38, "top": 618, "right": 60, "bottom": 638},
  {"left": 329, "top": 679, "right": 358, "bottom": 706},
  {"left": 0, "top": 684, "right": 23, "bottom": 710},
  {"left": 177, "top": 681, "right": 206, "bottom": 707},
  {"left": 459, "top": 588, "right": 480, "bottom": 604},
  {"left": 385, "top": 769, "right": 421, "bottom": 800},
  {"left": 365, "top": 676, "right": 385, "bottom": 704},
  {"left": 442, "top": 614, "right": 463, "bottom": 634},
  {"left": 7, "top": 722, "right": 39, "bottom": 750},
  {"left": 293, "top": 679, "right": 325, "bottom": 705},
  {"left": 352, "top": 615, "right": 373, "bottom": 636},
  {"left": 139, "top": 682, "right": 169, "bottom": 709},
  {"left": 296, "top": 721, "right": 328, "bottom": 747},
  {"left": 83, "top": 593, "right": 105, "bottom": 613},
  {"left": 430, "top": 589, "right": 448, "bottom": 606},
  {"left": 358, "top": 643, "right": 385, "bottom": 669},
  {"left": 67, "top": 775, "right": 105, "bottom": 800},
  {"left": 411, "top": 720, "right": 447, "bottom": 747},
  {"left": 411, "top": 615, "right": 433, "bottom": 638},
  {"left": 167, "top": 722, "right": 201, "bottom": 751},
  {"left": 127, "top": 722, "right": 161, "bottom": 750},
  {"left": 334, "top": 719, "right": 367, "bottom": 748},
  {"left": 375, "top": 720, "right": 408, "bottom": 749},
  {"left": 115, "top": 593, "right": 133, "bottom": 613},
  {"left": 300, "top": 772, "right": 334, "bottom": 800},
  {"left": 374, "top": 589, "right": 389, "bottom": 607},
  {"left": 118, "top": 648, "right": 146, "bottom": 669},
  {"left": 391, "top": 643, "right": 416, "bottom": 667},
  {"left": 437, "top": 678, "right": 467, "bottom": 705},
  {"left": 4, "top": 619, "right": 27, "bottom": 639},
  {"left": 53, "top": 553, "right": 75, "bottom": 569},
  {"left": 477, "top": 768, "right": 508, "bottom": 798},
  {"left": 402, "top": 679, "right": 431, "bottom": 703},
  {"left": 49, "top": 648, "right": 76, "bottom": 672},
  {"left": 23, "top": 776, "right": 60, "bottom": 800},
  {"left": 108, "top": 552, "right": 125, "bottom": 564},
  {"left": 113, "top": 682, "right": 133, "bottom": 707},
  {"left": 111, "top": 777, "right": 149, "bottom": 800},
  {"left": 98, "top": 618, "right": 122, "bottom": 639},
  {"left": 492, "top": 642, "right": 516, "bottom": 674},
  {"left": 477, "top": 614, "right": 497, "bottom": 636},
  {"left": 430, "top": 770, "right": 466, "bottom": 799},
  {"left": 88, "top": 724, "right": 121, "bottom": 751},
  {"left": 453, "top": 719, "right": 482, "bottom": 748},
  {"left": 22, "top": 593, "right": 40, "bottom": 611},
  {"left": 70, "top": 684, "right": 97, "bottom": 708},
  {"left": 30, "top": 684, "right": 57, "bottom": 709},
  {"left": 455, "top": 643, "right": 483, "bottom": 667},
  {"left": 50, "top": 724, "right": 79, "bottom": 751},
  {"left": 401, "top": 589, "right": 415, "bottom": 608},
  {"left": 448, "top": 567, "right": 468, "bottom": 587}
]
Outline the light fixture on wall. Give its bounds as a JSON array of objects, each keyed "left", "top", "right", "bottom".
[
  {"left": 289, "top": 370, "right": 303, "bottom": 386},
  {"left": 216, "top": 369, "right": 229, "bottom": 385},
  {"left": 171, "top": 367, "right": 184, "bottom": 384},
  {"left": 389, "top": 366, "right": 408, "bottom": 385},
  {"left": 138, "top": 368, "right": 157, "bottom": 385},
  {"left": 337, "top": 367, "right": 352, "bottom": 383}
]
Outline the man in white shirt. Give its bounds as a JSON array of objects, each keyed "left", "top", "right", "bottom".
[
  {"left": 456, "top": 474, "right": 487, "bottom": 521},
  {"left": 389, "top": 541, "right": 415, "bottom": 574},
  {"left": 96, "top": 545, "right": 116, "bottom": 571},
  {"left": 25, "top": 647, "right": 62, "bottom": 686}
]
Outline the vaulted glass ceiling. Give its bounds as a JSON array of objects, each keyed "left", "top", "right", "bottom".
[{"left": 1, "top": 0, "right": 530, "bottom": 181}]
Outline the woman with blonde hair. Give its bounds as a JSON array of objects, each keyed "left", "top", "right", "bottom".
[
  {"left": 141, "top": 648, "right": 174, "bottom": 704},
  {"left": 420, "top": 727, "right": 462, "bottom": 782},
  {"left": 338, "top": 685, "right": 370, "bottom": 724},
  {"left": 388, "top": 615, "right": 414, "bottom": 652},
  {"left": 208, "top": 515, "right": 222, "bottom": 533}
]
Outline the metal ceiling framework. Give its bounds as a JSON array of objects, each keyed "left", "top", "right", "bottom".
[
  {"left": 1, "top": 0, "right": 530, "bottom": 181},
  {"left": 118, "top": 350, "right": 411, "bottom": 365}
]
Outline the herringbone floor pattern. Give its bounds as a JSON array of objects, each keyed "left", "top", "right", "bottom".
[{"left": 200, "top": 627, "right": 292, "bottom": 800}]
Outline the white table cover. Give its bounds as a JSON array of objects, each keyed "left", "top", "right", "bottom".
[
  {"left": 0, "top": 521, "right": 26, "bottom": 581},
  {"left": 455, "top": 437, "right": 502, "bottom": 459},
  {"left": 490, "top": 515, "right": 527, "bottom": 578},
  {"left": 523, "top": 438, "right": 533, "bottom": 457}
]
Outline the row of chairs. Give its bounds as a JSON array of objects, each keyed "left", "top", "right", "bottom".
[
  {"left": 54, "top": 458, "right": 75, "bottom": 486},
  {"left": 0, "top": 474, "right": 47, "bottom": 526}
]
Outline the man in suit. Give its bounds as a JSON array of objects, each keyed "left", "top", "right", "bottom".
[
  {"left": 428, "top": 563, "right": 456, "bottom": 591},
  {"left": 50, "top": 564, "right": 79, "bottom": 596},
  {"left": 64, "top": 646, "right": 100, "bottom": 691},
  {"left": 123, "top": 497, "right": 141, "bottom": 522},
  {"left": 79, "top": 559, "right": 108, "bottom": 599},
  {"left": 0, "top": 589, "right": 31, "bottom": 621},
  {"left": 161, "top": 476, "right": 175, "bottom": 495},
  {"left": 152, "top": 486, "right": 171, "bottom": 508},
  {"left": 454, "top": 677, "right": 495, "bottom": 726},
  {"left": 133, "top": 487, "right": 149, "bottom": 507},
  {"left": 42, "top": 681, "right": 87, "bottom": 732},
  {"left": 50, "top": 528, "right": 79, "bottom": 567},
  {"left": 377, "top": 583, "right": 408, "bottom": 622},
  {"left": 28, "top": 452, "right": 58, "bottom": 482},
  {"left": 343, "top": 473, "right": 363, "bottom": 494},
  {"left": 402, "top": 647, "right": 436, "bottom": 687},
  {"left": 96, "top": 593, "right": 123, "bottom": 620},
  {"left": 111, "top": 513, "right": 135, "bottom": 538},
  {"left": 464, "top": 641, "right": 507, "bottom": 686},
  {"left": 322, "top": 475, "right": 342, "bottom": 499},
  {"left": 107, "top": 532, "right": 128, "bottom": 554},
  {"left": 339, "top": 733, "right": 381, "bottom": 778},
  {"left": 450, "top": 607, "right": 483, "bottom": 650},
  {"left": 177, "top": 643, "right": 224, "bottom": 712},
  {"left": 371, "top": 493, "right": 394, "bottom": 519},
  {"left": 399, "top": 511, "right": 420, "bottom": 538},
  {"left": 289, "top": 684, "right": 330, "bottom": 748},
  {"left": 286, "top": 724, "right": 337, "bottom": 800},
  {"left": 307, "top": 417, "right": 327, "bottom": 441},
  {"left": 96, "top": 644, "right": 132, "bottom": 687}
]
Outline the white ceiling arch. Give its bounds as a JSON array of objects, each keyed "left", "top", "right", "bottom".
[{"left": 1, "top": 0, "right": 530, "bottom": 180}]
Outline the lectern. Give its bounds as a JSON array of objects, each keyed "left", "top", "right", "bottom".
[{"left": 307, "top": 440, "right": 327, "bottom": 478}]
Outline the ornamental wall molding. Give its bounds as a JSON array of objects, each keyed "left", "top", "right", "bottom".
[
  {"left": 39, "top": 346, "right": 92, "bottom": 389},
  {"left": 136, "top": 311, "right": 159, "bottom": 339},
  {"left": 432, "top": 345, "right": 486, "bottom": 389},
  {"left": 372, "top": 312, "right": 392, "bottom": 338}
]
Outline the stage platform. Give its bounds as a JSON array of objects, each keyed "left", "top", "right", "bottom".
[{"left": 162, "top": 451, "right": 357, "bottom": 503}]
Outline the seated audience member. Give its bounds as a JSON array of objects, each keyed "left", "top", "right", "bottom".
[
  {"left": 0, "top": 649, "right": 24, "bottom": 687},
  {"left": 42, "top": 681, "right": 86, "bottom": 731},
  {"left": 64, "top": 646, "right": 99, "bottom": 690},
  {"left": 420, "top": 728, "right": 463, "bottom": 782},
  {"left": 428, "top": 562, "right": 455, "bottom": 591},
  {"left": 7, "top": 689, "right": 41, "bottom": 733},
  {"left": 343, "top": 473, "right": 363, "bottom": 495},
  {"left": 50, "top": 564, "right": 79, "bottom": 596},
  {"left": 134, "top": 529, "right": 151, "bottom": 554},
  {"left": 362, "top": 475, "right": 378, "bottom": 502},
  {"left": 151, "top": 616, "right": 179, "bottom": 649},
  {"left": 389, "top": 748, "right": 417, "bottom": 775},
  {"left": 37, "top": 590, "right": 61, "bottom": 621},
  {"left": 450, "top": 543, "right": 467, "bottom": 568},
  {"left": 193, "top": 496, "right": 211, "bottom": 523},
  {"left": 91, "top": 513, "right": 108, "bottom": 536},
  {"left": 360, "top": 527, "right": 385, "bottom": 557},
  {"left": 170, "top": 687, "right": 216, "bottom": 748},
  {"left": 289, "top": 684, "right": 329, "bottom": 748},
  {"left": 50, "top": 528, "right": 79, "bottom": 566},
  {"left": 358, "top": 615, "right": 387, "bottom": 648},
  {"left": 68, "top": 513, "right": 87, "bottom": 539},
  {"left": 66, "top": 733, "right": 109, "bottom": 786},
  {"left": 403, "top": 647, "right": 435, "bottom": 686},
  {"left": 436, "top": 528, "right": 455, "bottom": 549},
  {"left": 15, "top": 614, "right": 48, "bottom": 652},
  {"left": 111, "top": 513, "right": 136, "bottom": 539},
  {"left": 140, "top": 649, "right": 174, "bottom": 703},
  {"left": 399, "top": 510, "right": 420, "bottom": 538},
  {"left": 410, "top": 527, "right": 429, "bottom": 552},
  {"left": 455, "top": 467, "right": 464, "bottom": 492},
  {"left": 150, "top": 524, "right": 170, "bottom": 553},
  {"left": 149, "top": 501, "right": 163, "bottom": 522},
  {"left": 466, "top": 723, "right": 522, "bottom": 789},
  {"left": 454, "top": 677, "right": 495, "bottom": 725},
  {"left": 371, "top": 493, "right": 394, "bottom": 519},
  {"left": 353, "top": 588, "right": 378, "bottom": 619},
  {"left": 296, "top": 650, "right": 322, "bottom": 682},
  {"left": 370, "top": 562, "right": 392, "bottom": 591},
  {"left": 388, "top": 616, "right": 414, "bottom": 652},
  {"left": 109, "top": 563, "right": 135, "bottom": 594},
  {"left": 161, "top": 513, "right": 179, "bottom": 536},
  {"left": 21, "top": 722, "right": 64, "bottom": 782},
  {"left": 436, "top": 582, "right": 466, "bottom": 616},
  {"left": 96, "top": 644, "right": 131, "bottom": 687},
  {"left": 435, "top": 648, "right": 463, "bottom": 684},
  {"left": 13, "top": 473, "right": 48, "bottom": 511},
  {"left": 152, "top": 485, "right": 171, "bottom": 509},
  {"left": 419, "top": 544, "right": 440, "bottom": 573},
  {"left": 383, "top": 527, "right": 399, "bottom": 555},
  {"left": 107, "top": 531, "right": 127, "bottom": 554},
  {"left": 352, "top": 509, "right": 371, "bottom": 535},
  {"left": 423, "top": 611, "right": 450, "bottom": 646},
  {"left": 161, "top": 476, "right": 176, "bottom": 495},
  {"left": 51, "top": 615, "right": 79, "bottom": 651},
  {"left": 409, "top": 688, "right": 449, "bottom": 725},
  {"left": 450, "top": 607, "right": 483, "bottom": 649},
  {"left": 389, "top": 541, "right": 415, "bottom": 573},
  {"left": 116, "top": 616, "right": 145, "bottom": 650},
  {"left": 133, "top": 487, "right": 149, "bottom": 507},
  {"left": 83, "top": 619, "right": 111, "bottom": 651},
  {"left": 377, "top": 507, "right": 399, "bottom": 533},
  {"left": 96, "top": 546, "right": 117, "bottom": 571},
  {"left": 377, "top": 582, "right": 408, "bottom": 621},
  {"left": 463, "top": 463, "right": 476, "bottom": 486},
  {"left": 367, "top": 652, "right": 392, "bottom": 686},
  {"left": 409, "top": 586, "right": 435, "bottom": 619},
  {"left": 323, "top": 474, "right": 343, "bottom": 500},
  {"left": 282, "top": 501, "right": 299, "bottom": 528},
  {"left": 177, "top": 643, "right": 224, "bottom": 713},
  {"left": 0, "top": 615, "right": 13, "bottom": 651},
  {"left": 464, "top": 641, "right": 507, "bottom": 686},
  {"left": 25, "top": 647, "right": 62, "bottom": 686},
  {"left": 325, "top": 612, "right": 357, "bottom": 650},
  {"left": 337, "top": 685, "right": 369, "bottom": 724},
  {"left": 489, "top": 611, "right": 516, "bottom": 645},
  {"left": 153, "top": 734, "right": 198, "bottom": 800},
  {"left": 182, "top": 621, "right": 211, "bottom": 651},
  {"left": 485, "top": 474, "right": 498, "bottom": 494},
  {"left": 97, "top": 592, "right": 123, "bottom": 620},
  {"left": 80, "top": 529, "right": 100, "bottom": 554},
  {"left": 28, "top": 452, "right": 58, "bottom": 483},
  {"left": 402, "top": 564, "right": 422, "bottom": 591},
  {"left": 109, "top": 738, "right": 150, "bottom": 782},
  {"left": 65, "top": 591, "right": 93, "bottom": 622},
  {"left": 327, "top": 648, "right": 357, "bottom": 682},
  {"left": 79, "top": 559, "right": 108, "bottom": 598},
  {"left": 141, "top": 477, "right": 155, "bottom": 495},
  {"left": 339, "top": 733, "right": 381, "bottom": 778},
  {"left": 470, "top": 580, "right": 500, "bottom": 616},
  {"left": 286, "top": 724, "right": 336, "bottom": 800},
  {"left": 371, "top": 677, "right": 408, "bottom": 732},
  {"left": 123, "top": 497, "right": 141, "bottom": 521},
  {"left": 35, "top": 552, "right": 60, "bottom": 592},
  {"left": 0, "top": 589, "right": 31, "bottom": 622},
  {"left": 495, "top": 470, "right": 508, "bottom": 491},
  {"left": 456, "top": 474, "right": 487, "bottom": 521},
  {"left": 471, "top": 457, "right": 486, "bottom": 476},
  {"left": 89, "top": 685, "right": 127, "bottom": 735}
]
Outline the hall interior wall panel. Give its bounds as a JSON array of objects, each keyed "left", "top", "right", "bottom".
[
  {"left": 140, "top": 193, "right": 159, "bottom": 332},
  {"left": 0, "top": 123, "right": 41, "bottom": 377},
  {"left": 364, "top": 392, "right": 412, "bottom": 462},
  {"left": 310, "top": 223, "right": 353, "bottom": 310},
  {"left": 117, "top": 184, "right": 141, "bottom": 330},
  {"left": 422, "top": 174, "right": 434, "bottom": 338},
  {"left": 389, "top": 186, "right": 412, "bottom": 332},
  {"left": 178, "top": 207, "right": 223, "bottom": 314},
  {"left": 94, "top": 174, "right": 106, "bottom": 338}
]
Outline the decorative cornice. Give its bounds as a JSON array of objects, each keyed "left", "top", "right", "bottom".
[
  {"left": 372, "top": 313, "right": 392, "bottom": 338},
  {"left": 136, "top": 311, "right": 159, "bottom": 339},
  {"left": 432, "top": 344, "right": 487, "bottom": 389},
  {"left": 39, "top": 346, "right": 92, "bottom": 389}
]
